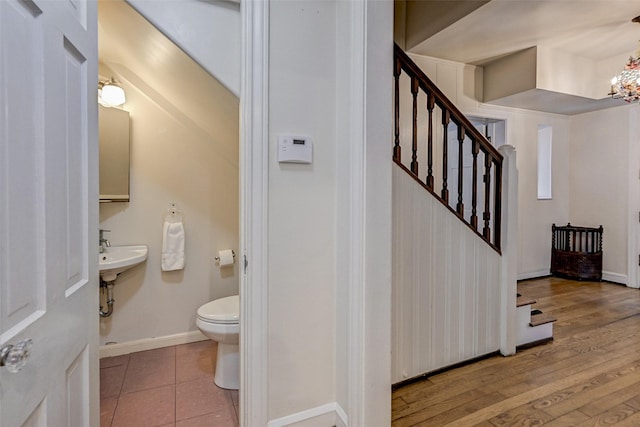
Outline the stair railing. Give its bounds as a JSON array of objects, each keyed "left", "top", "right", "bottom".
[{"left": 393, "top": 44, "right": 503, "bottom": 252}]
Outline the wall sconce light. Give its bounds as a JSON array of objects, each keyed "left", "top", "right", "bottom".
[{"left": 98, "top": 78, "right": 126, "bottom": 107}]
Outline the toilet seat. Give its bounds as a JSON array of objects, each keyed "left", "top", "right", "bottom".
[{"left": 197, "top": 295, "right": 239, "bottom": 324}]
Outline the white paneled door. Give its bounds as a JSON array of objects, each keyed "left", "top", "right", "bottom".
[{"left": 0, "top": 0, "right": 98, "bottom": 425}]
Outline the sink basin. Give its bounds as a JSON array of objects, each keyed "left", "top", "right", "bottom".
[{"left": 99, "top": 245, "right": 148, "bottom": 281}]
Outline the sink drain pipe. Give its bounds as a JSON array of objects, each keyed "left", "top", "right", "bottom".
[{"left": 100, "top": 278, "right": 116, "bottom": 317}]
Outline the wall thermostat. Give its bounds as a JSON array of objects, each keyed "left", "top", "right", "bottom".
[{"left": 278, "top": 135, "right": 312, "bottom": 164}]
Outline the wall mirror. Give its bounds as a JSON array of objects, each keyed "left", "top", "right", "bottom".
[{"left": 99, "top": 105, "right": 130, "bottom": 202}]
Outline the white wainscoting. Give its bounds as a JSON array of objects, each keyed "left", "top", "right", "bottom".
[{"left": 392, "top": 164, "right": 502, "bottom": 383}]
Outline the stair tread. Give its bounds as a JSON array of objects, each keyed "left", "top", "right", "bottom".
[
  {"left": 517, "top": 295, "right": 537, "bottom": 307},
  {"left": 530, "top": 312, "right": 557, "bottom": 327}
]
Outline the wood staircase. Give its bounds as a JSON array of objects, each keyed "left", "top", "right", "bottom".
[{"left": 516, "top": 293, "right": 557, "bottom": 348}]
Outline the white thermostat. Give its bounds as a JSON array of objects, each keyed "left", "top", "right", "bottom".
[{"left": 278, "top": 135, "right": 313, "bottom": 164}]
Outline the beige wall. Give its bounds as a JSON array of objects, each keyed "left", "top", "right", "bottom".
[
  {"left": 267, "top": 1, "right": 337, "bottom": 419},
  {"left": 569, "top": 106, "right": 631, "bottom": 280},
  {"left": 98, "top": 62, "right": 239, "bottom": 346}
]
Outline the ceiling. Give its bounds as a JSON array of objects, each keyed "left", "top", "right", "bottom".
[
  {"left": 97, "top": 0, "right": 239, "bottom": 163},
  {"left": 404, "top": 0, "right": 640, "bottom": 114}
]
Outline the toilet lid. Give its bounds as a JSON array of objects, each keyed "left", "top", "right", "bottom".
[{"left": 197, "top": 295, "right": 239, "bottom": 323}]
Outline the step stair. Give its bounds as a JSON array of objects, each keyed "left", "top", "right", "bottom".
[{"left": 516, "top": 294, "right": 556, "bottom": 348}]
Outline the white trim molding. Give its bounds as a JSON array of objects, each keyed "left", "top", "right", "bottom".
[
  {"left": 240, "top": 0, "right": 269, "bottom": 425},
  {"left": 499, "top": 144, "right": 518, "bottom": 356},
  {"left": 267, "top": 402, "right": 348, "bottom": 427},
  {"left": 358, "top": 1, "right": 394, "bottom": 425},
  {"left": 517, "top": 271, "right": 628, "bottom": 286},
  {"left": 517, "top": 270, "right": 551, "bottom": 281},
  {"left": 603, "top": 271, "right": 628, "bottom": 285},
  {"left": 99, "top": 331, "right": 207, "bottom": 358},
  {"left": 627, "top": 106, "right": 640, "bottom": 289}
]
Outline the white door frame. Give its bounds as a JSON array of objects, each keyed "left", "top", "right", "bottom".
[
  {"left": 628, "top": 105, "right": 640, "bottom": 289},
  {"left": 239, "top": 0, "right": 269, "bottom": 425}
]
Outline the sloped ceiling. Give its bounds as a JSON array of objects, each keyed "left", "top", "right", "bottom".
[
  {"left": 98, "top": 0, "right": 238, "bottom": 161},
  {"left": 402, "top": 0, "right": 640, "bottom": 114}
]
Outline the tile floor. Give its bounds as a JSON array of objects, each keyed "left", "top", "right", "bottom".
[{"left": 100, "top": 340, "right": 239, "bottom": 427}]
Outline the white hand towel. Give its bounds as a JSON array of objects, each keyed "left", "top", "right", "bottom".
[{"left": 162, "top": 221, "right": 185, "bottom": 271}]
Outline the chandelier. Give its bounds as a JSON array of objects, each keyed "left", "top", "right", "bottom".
[
  {"left": 610, "top": 17, "right": 640, "bottom": 103},
  {"left": 610, "top": 54, "right": 640, "bottom": 102}
]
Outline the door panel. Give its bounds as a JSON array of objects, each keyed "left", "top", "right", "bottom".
[
  {"left": 0, "top": 0, "right": 45, "bottom": 342},
  {"left": 0, "top": 0, "right": 98, "bottom": 425}
]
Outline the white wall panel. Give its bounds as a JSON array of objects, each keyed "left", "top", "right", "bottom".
[{"left": 392, "top": 164, "right": 501, "bottom": 383}]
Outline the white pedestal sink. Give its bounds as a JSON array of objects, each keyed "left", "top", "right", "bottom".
[{"left": 99, "top": 245, "right": 148, "bottom": 281}]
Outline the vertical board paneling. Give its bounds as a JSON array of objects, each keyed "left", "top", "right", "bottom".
[
  {"left": 416, "top": 181, "right": 426, "bottom": 375},
  {"left": 462, "top": 238, "right": 476, "bottom": 359},
  {"left": 448, "top": 216, "right": 460, "bottom": 361},
  {"left": 432, "top": 199, "right": 446, "bottom": 369},
  {"left": 392, "top": 164, "right": 501, "bottom": 383}
]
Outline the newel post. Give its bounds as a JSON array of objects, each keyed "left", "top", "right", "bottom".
[{"left": 498, "top": 144, "right": 518, "bottom": 356}]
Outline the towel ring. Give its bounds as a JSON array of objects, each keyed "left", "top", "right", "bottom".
[{"left": 162, "top": 203, "right": 184, "bottom": 224}]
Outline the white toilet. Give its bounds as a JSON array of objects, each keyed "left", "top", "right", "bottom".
[{"left": 196, "top": 294, "right": 239, "bottom": 390}]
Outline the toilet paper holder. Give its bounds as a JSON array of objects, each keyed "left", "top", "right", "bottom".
[{"left": 214, "top": 250, "right": 236, "bottom": 262}]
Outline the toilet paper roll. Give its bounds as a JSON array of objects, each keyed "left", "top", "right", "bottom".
[{"left": 217, "top": 249, "right": 235, "bottom": 267}]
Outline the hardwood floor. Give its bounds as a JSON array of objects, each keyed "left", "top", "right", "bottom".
[{"left": 392, "top": 276, "right": 640, "bottom": 426}]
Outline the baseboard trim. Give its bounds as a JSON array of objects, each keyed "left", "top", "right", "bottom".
[
  {"left": 267, "top": 402, "right": 348, "bottom": 427},
  {"left": 517, "top": 270, "right": 550, "bottom": 281},
  {"left": 99, "top": 330, "right": 208, "bottom": 358},
  {"left": 517, "top": 271, "right": 629, "bottom": 286},
  {"left": 335, "top": 403, "right": 348, "bottom": 427},
  {"left": 602, "top": 271, "right": 627, "bottom": 285},
  {"left": 392, "top": 350, "right": 501, "bottom": 391}
]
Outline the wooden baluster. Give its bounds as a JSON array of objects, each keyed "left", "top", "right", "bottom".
[
  {"left": 471, "top": 140, "right": 479, "bottom": 229},
  {"left": 456, "top": 125, "right": 465, "bottom": 216},
  {"left": 411, "top": 76, "right": 419, "bottom": 175},
  {"left": 426, "top": 93, "right": 435, "bottom": 189},
  {"left": 493, "top": 158, "right": 502, "bottom": 248},
  {"left": 598, "top": 225, "right": 603, "bottom": 252},
  {"left": 441, "top": 109, "right": 450, "bottom": 203},
  {"left": 482, "top": 152, "right": 492, "bottom": 239},
  {"left": 393, "top": 57, "right": 401, "bottom": 162}
]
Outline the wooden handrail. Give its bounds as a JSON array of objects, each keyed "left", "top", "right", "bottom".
[{"left": 393, "top": 43, "right": 503, "bottom": 252}]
